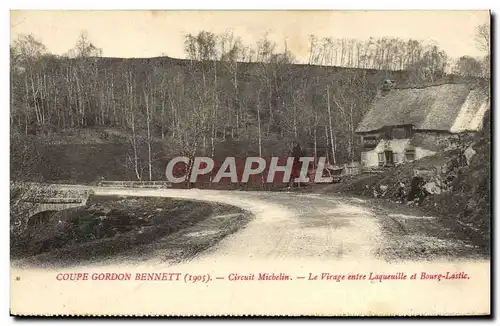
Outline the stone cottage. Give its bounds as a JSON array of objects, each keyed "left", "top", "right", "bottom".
[{"left": 355, "top": 81, "right": 490, "bottom": 168}]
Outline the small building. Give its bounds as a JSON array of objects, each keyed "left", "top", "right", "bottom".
[{"left": 355, "top": 81, "right": 490, "bottom": 168}]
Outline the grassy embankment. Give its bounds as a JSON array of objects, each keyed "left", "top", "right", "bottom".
[{"left": 11, "top": 194, "right": 253, "bottom": 267}]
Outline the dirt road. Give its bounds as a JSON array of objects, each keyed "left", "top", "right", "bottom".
[
  {"left": 100, "top": 189, "right": 382, "bottom": 262},
  {"left": 58, "top": 186, "right": 484, "bottom": 263},
  {"left": 11, "top": 186, "right": 490, "bottom": 316}
]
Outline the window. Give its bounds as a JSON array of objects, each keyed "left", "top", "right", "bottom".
[
  {"left": 393, "top": 152, "right": 399, "bottom": 164},
  {"left": 405, "top": 149, "right": 416, "bottom": 161},
  {"left": 378, "top": 153, "right": 384, "bottom": 166}
]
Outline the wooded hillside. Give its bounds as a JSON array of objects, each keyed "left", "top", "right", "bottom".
[{"left": 10, "top": 30, "right": 490, "bottom": 182}]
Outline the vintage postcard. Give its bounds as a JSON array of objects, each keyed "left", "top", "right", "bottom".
[{"left": 10, "top": 10, "right": 491, "bottom": 316}]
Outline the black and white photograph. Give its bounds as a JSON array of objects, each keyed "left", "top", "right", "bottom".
[{"left": 8, "top": 9, "right": 491, "bottom": 317}]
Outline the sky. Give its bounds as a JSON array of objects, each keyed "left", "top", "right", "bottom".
[{"left": 10, "top": 10, "right": 490, "bottom": 62}]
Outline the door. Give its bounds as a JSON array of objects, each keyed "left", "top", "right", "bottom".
[{"left": 384, "top": 150, "right": 394, "bottom": 166}]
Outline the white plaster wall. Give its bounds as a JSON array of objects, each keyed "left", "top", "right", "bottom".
[
  {"left": 361, "top": 150, "right": 379, "bottom": 167},
  {"left": 374, "top": 139, "right": 410, "bottom": 154},
  {"left": 360, "top": 138, "right": 436, "bottom": 168}
]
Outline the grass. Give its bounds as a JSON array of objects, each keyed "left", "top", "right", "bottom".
[{"left": 11, "top": 195, "right": 253, "bottom": 268}]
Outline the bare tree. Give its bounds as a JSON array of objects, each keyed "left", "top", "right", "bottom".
[
  {"left": 144, "top": 73, "right": 154, "bottom": 181},
  {"left": 125, "top": 70, "right": 141, "bottom": 180},
  {"left": 326, "top": 86, "right": 336, "bottom": 165},
  {"left": 475, "top": 23, "right": 490, "bottom": 53},
  {"left": 475, "top": 23, "right": 490, "bottom": 79}
]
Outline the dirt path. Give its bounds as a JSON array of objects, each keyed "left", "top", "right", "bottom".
[
  {"left": 10, "top": 186, "right": 490, "bottom": 316},
  {"left": 45, "top": 186, "right": 484, "bottom": 263},
  {"left": 84, "top": 188, "right": 381, "bottom": 263}
]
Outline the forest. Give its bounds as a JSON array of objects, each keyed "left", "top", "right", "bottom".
[{"left": 10, "top": 25, "right": 490, "bottom": 182}]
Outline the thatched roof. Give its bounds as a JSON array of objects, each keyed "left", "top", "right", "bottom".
[{"left": 355, "top": 83, "right": 490, "bottom": 134}]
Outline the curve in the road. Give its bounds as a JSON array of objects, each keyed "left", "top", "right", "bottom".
[{"left": 57, "top": 186, "right": 385, "bottom": 263}]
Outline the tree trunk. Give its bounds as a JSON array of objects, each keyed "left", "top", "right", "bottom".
[
  {"left": 144, "top": 90, "right": 152, "bottom": 181},
  {"left": 130, "top": 111, "right": 141, "bottom": 181},
  {"left": 324, "top": 126, "right": 330, "bottom": 165},
  {"left": 313, "top": 111, "right": 318, "bottom": 169},
  {"left": 326, "top": 86, "right": 336, "bottom": 165},
  {"left": 257, "top": 99, "right": 262, "bottom": 157}
]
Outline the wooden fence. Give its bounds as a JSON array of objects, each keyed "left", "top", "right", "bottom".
[
  {"left": 98, "top": 181, "right": 172, "bottom": 189},
  {"left": 343, "top": 163, "right": 362, "bottom": 176}
]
